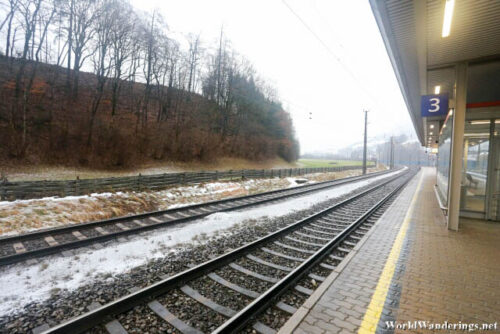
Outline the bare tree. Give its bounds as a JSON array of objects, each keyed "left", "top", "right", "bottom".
[
  {"left": 109, "top": 0, "right": 135, "bottom": 116},
  {"left": 14, "top": 0, "right": 42, "bottom": 96},
  {"left": 2, "top": 0, "right": 19, "bottom": 58},
  {"left": 186, "top": 33, "right": 201, "bottom": 94},
  {"left": 70, "top": 0, "right": 98, "bottom": 98},
  {"left": 140, "top": 9, "right": 165, "bottom": 127},
  {"left": 14, "top": 0, "right": 56, "bottom": 153},
  {"left": 87, "top": 0, "right": 114, "bottom": 146}
]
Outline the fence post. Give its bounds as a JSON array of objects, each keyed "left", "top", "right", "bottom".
[
  {"left": 242, "top": 170, "right": 245, "bottom": 180},
  {"left": 215, "top": 170, "right": 219, "bottom": 181},
  {"left": 76, "top": 176, "right": 80, "bottom": 196},
  {"left": 138, "top": 174, "right": 142, "bottom": 191},
  {"left": 1, "top": 177, "right": 6, "bottom": 201}
]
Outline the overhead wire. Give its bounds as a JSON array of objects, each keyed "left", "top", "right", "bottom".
[{"left": 281, "top": 0, "right": 379, "bottom": 108}]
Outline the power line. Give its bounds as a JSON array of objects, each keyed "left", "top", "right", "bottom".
[{"left": 281, "top": 0, "right": 378, "bottom": 107}]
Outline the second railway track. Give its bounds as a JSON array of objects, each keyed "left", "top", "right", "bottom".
[
  {"left": 41, "top": 168, "right": 417, "bottom": 334},
  {"left": 0, "top": 169, "right": 399, "bottom": 267}
]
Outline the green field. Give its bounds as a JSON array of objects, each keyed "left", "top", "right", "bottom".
[{"left": 297, "top": 159, "right": 375, "bottom": 168}]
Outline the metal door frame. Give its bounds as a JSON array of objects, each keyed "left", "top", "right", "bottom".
[{"left": 486, "top": 119, "right": 499, "bottom": 220}]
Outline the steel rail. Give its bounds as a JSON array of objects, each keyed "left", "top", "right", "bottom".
[
  {"left": 0, "top": 168, "right": 399, "bottom": 266},
  {"left": 213, "top": 170, "right": 414, "bottom": 333},
  {"left": 41, "top": 169, "right": 409, "bottom": 334}
]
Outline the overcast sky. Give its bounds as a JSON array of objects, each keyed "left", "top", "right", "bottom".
[{"left": 130, "top": 0, "right": 416, "bottom": 154}]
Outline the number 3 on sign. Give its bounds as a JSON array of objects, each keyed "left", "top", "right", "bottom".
[
  {"left": 421, "top": 94, "right": 447, "bottom": 117},
  {"left": 429, "top": 98, "right": 440, "bottom": 112}
]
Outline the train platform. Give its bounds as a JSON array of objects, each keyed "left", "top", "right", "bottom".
[{"left": 279, "top": 167, "right": 500, "bottom": 334}]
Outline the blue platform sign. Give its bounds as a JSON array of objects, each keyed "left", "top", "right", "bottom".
[{"left": 421, "top": 93, "right": 449, "bottom": 117}]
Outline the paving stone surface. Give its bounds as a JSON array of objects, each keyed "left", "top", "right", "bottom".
[{"left": 393, "top": 169, "right": 500, "bottom": 333}]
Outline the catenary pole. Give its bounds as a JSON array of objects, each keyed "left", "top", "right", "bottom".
[{"left": 362, "top": 110, "right": 368, "bottom": 175}]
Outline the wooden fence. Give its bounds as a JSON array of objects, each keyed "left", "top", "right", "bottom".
[{"left": 0, "top": 166, "right": 363, "bottom": 201}]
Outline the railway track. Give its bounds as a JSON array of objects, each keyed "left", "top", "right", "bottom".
[
  {"left": 41, "top": 168, "right": 416, "bottom": 334},
  {"left": 0, "top": 169, "right": 398, "bottom": 267}
]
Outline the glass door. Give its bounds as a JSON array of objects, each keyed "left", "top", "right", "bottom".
[{"left": 461, "top": 121, "right": 490, "bottom": 213}]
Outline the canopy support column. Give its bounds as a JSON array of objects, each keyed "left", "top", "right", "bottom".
[{"left": 447, "top": 62, "right": 468, "bottom": 231}]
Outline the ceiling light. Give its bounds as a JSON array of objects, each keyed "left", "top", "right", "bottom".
[
  {"left": 430, "top": 124, "right": 435, "bottom": 129},
  {"left": 434, "top": 85, "right": 441, "bottom": 94},
  {"left": 470, "top": 120, "right": 490, "bottom": 125},
  {"left": 464, "top": 133, "right": 490, "bottom": 137},
  {"left": 430, "top": 132, "right": 433, "bottom": 135},
  {"left": 442, "top": 0, "right": 455, "bottom": 37},
  {"left": 449, "top": 109, "right": 453, "bottom": 116}
]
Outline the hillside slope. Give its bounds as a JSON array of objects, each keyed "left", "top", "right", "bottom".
[{"left": 0, "top": 56, "right": 299, "bottom": 168}]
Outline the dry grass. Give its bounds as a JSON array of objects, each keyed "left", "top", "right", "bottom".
[{"left": 0, "top": 167, "right": 385, "bottom": 235}]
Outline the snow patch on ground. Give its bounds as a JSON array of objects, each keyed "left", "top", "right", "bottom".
[{"left": 0, "top": 169, "right": 401, "bottom": 316}]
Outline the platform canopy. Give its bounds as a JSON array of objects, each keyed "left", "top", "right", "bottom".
[{"left": 370, "top": 0, "right": 500, "bottom": 147}]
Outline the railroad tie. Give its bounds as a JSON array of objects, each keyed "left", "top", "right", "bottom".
[
  {"left": 115, "top": 223, "right": 130, "bottom": 231},
  {"left": 228, "top": 263, "right": 279, "bottom": 283},
  {"left": 273, "top": 241, "right": 315, "bottom": 254},
  {"left": 104, "top": 320, "right": 128, "bottom": 334},
  {"left": 180, "top": 285, "right": 236, "bottom": 318},
  {"left": 253, "top": 322, "right": 277, "bottom": 334},
  {"left": 329, "top": 254, "right": 344, "bottom": 261},
  {"left": 276, "top": 301, "right": 298, "bottom": 314},
  {"left": 295, "top": 285, "right": 314, "bottom": 296},
  {"left": 32, "top": 324, "right": 50, "bottom": 334},
  {"left": 207, "top": 272, "right": 259, "bottom": 298},
  {"left": 199, "top": 207, "right": 212, "bottom": 213},
  {"left": 343, "top": 240, "right": 357, "bottom": 247},
  {"left": 13, "top": 242, "right": 27, "bottom": 254},
  {"left": 162, "top": 214, "right": 177, "bottom": 220},
  {"left": 320, "top": 262, "right": 336, "bottom": 270},
  {"left": 44, "top": 236, "right": 59, "bottom": 247},
  {"left": 85, "top": 301, "right": 128, "bottom": 334},
  {"left": 284, "top": 236, "right": 323, "bottom": 248},
  {"left": 94, "top": 227, "right": 109, "bottom": 235},
  {"left": 294, "top": 231, "right": 330, "bottom": 242},
  {"left": 133, "top": 219, "right": 147, "bottom": 226},
  {"left": 246, "top": 254, "right": 293, "bottom": 272},
  {"left": 176, "top": 212, "right": 191, "bottom": 218},
  {"left": 148, "top": 300, "right": 203, "bottom": 334},
  {"left": 303, "top": 226, "right": 335, "bottom": 236},
  {"left": 310, "top": 223, "right": 341, "bottom": 232},
  {"left": 237, "top": 199, "right": 251, "bottom": 204},
  {"left": 261, "top": 247, "right": 304, "bottom": 262},
  {"left": 308, "top": 273, "right": 326, "bottom": 282},
  {"left": 149, "top": 217, "right": 163, "bottom": 223}
]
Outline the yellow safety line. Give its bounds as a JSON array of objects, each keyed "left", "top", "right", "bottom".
[{"left": 358, "top": 172, "right": 424, "bottom": 334}]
